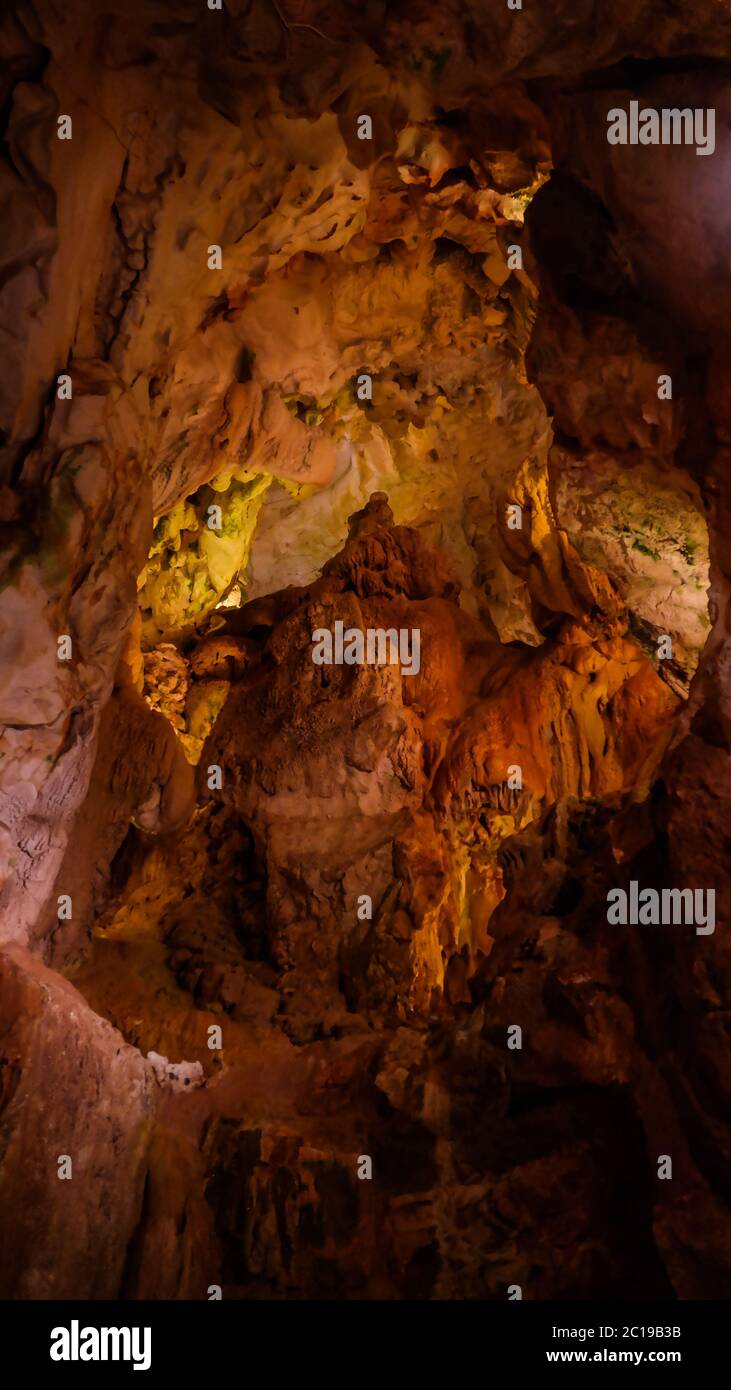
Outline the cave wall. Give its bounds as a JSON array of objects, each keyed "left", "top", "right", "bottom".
[
  {"left": 0, "top": 0, "right": 730, "bottom": 1301},
  {"left": 1, "top": 0, "right": 720, "bottom": 951}
]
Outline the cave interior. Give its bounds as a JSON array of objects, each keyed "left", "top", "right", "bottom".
[{"left": 1, "top": 0, "right": 731, "bottom": 1302}]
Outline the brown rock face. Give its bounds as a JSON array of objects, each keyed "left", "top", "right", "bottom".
[
  {"left": 0, "top": 0, "right": 730, "bottom": 1305},
  {"left": 0, "top": 946, "right": 154, "bottom": 1299},
  {"left": 198, "top": 496, "right": 676, "bottom": 1036}
]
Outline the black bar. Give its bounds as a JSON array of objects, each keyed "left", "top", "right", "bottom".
[{"left": 1, "top": 1299, "right": 724, "bottom": 1378}]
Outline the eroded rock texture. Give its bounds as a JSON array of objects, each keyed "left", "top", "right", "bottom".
[{"left": 0, "top": 0, "right": 730, "bottom": 1301}]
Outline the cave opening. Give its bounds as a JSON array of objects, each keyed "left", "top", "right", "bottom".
[{"left": 0, "top": 0, "right": 729, "bottom": 1309}]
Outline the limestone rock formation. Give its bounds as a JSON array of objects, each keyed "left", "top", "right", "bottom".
[
  {"left": 0, "top": 0, "right": 729, "bottom": 1306},
  {"left": 0, "top": 945, "right": 154, "bottom": 1299}
]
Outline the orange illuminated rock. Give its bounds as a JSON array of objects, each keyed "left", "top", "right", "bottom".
[{"left": 1, "top": 0, "right": 730, "bottom": 1308}]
